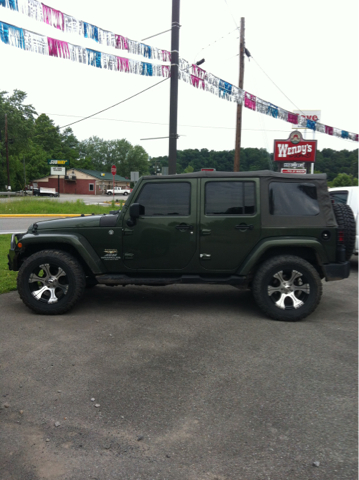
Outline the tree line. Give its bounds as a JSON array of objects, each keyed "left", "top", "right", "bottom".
[
  {"left": 0, "top": 90, "right": 357, "bottom": 190},
  {"left": 151, "top": 148, "right": 358, "bottom": 185}
]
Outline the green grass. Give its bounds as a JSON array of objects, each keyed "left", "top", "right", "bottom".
[
  {"left": 0, "top": 235, "right": 17, "bottom": 294},
  {"left": 0, "top": 198, "right": 125, "bottom": 215}
]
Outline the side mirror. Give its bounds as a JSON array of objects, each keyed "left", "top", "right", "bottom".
[{"left": 126, "top": 203, "right": 145, "bottom": 227}]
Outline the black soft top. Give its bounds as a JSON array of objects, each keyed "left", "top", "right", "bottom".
[
  {"left": 142, "top": 170, "right": 327, "bottom": 181},
  {"left": 141, "top": 170, "right": 335, "bottom": 228}
]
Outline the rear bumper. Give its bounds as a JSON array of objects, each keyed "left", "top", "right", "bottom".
[{"left": 322, "top": 261, "right": 351, "bottom": 281}]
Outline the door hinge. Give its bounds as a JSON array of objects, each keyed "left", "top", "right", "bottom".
[
  {"left": 123, "top": 228, "right": 133, "bottom": 235},
  {"left": 200, "top": 253, "right": 211, "bottom": 260},
  {"left": 201, "top": 229, "right": 211, "bottom": 236},
  {"left": 124, "top": 253, "right": 134, "bottom": 260}
]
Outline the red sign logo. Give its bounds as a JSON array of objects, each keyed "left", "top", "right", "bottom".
[
  {"left": 274, "top": 132, "right": 317, "bottom": 163},
  {"left": 111, "top": 165, "right": 117, "bottom": 175}
]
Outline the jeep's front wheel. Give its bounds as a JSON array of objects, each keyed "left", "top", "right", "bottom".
[
  {"left": 252, "top": 255, "right": 322, "bottom": 322},
  {"left": 17, "top": 250, "right": 86, "bottom": 315}
]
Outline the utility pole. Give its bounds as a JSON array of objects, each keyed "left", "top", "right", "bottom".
[
  {"left": 5, "top": 114, "right": 10, "bottom": 188},
  {"left": 23, "top": 156, "right": 26, "bottom": 187},
  {"left": 168, "top": 0, "right": 180, "bottom": 175},
  {"left": 234, "top": 17, "right": 245, "bottom": 172}
]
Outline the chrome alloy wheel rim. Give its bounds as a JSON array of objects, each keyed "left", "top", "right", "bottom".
[
  {"left": 28, "top": 263, "right": 69, "bottom": 304},
  {"left": 267, "top": 269, "right": 310, "bottom": 310}
]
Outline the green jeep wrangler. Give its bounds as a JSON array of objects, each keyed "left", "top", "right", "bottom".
[{"left": 8, "top": 171, "right": 355, "bottom": 321}]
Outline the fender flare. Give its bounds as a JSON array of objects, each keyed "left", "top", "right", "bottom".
[
  {"left": 19, "top": 233, "right": 105, "bottom": 274},
  {"left": 237, "top": 237, "right": 328, "bottom": 275}
]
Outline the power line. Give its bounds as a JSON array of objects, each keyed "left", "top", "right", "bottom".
[
  {"left": 47, "top": 112, "right": 294, "bottom": 132},
  {"left": 223, "top": 0, "right": 239, "bottom": 29},
  {"left": 141, "top": 28, "right": 173, "bottom": 42},
  {"left": 193, "top": 27, "right": 238, "bottom": 62},
  {"left": 251, "top": 56, "right": 305, "bottom": 115},
  {"left": 58, "top": 77, "right": 170, "bottom": 129}
]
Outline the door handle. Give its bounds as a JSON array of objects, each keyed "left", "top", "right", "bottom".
[
  {"left": 235, "top": 223, "right": 254, "bottom": 231},
  {"left": 175, "top": 224, "right": 193, "bottom": 231}
]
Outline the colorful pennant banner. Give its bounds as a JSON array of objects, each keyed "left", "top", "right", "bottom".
[
  {"left": 0, "top": 0, "right": 172, "bottom": 62},
  {"left": 0, "top": 16, "right": 357, "bottom": 142},
  {"left": 0, "top": 20, "right": 170, "bottom": 77},
  {"left": 178, "top": 58, "right": 358, "bottom": 142}
]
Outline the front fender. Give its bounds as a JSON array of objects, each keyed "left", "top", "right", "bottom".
[
  {"left": 237, "top": 237, "right": 329, "bottom": 275},
  {"left": 19, "top": 233, "right": 105, "bottom": 274}
]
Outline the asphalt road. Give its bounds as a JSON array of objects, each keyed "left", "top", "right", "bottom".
[{"left": 0, "top": 258, "right": 357, "bottom": 480}]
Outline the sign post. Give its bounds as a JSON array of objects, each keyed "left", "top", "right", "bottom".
[{"left": 111, "top": 164, "right": 116, "bottom": 202}]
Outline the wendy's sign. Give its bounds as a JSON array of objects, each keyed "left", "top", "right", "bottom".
[{"left": 274, "top": 131, "right": 317, "bottom": 163}]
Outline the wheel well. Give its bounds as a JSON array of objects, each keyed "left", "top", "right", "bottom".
[
  {"left": 251, "top": 247, "right": 324, "bottom": 278},
  {"left": 19, "top": 243, "right": 93, "bottom": 277}
]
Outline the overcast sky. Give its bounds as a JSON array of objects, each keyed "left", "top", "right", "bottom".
[{"left": 0, "top": 0, "right": 358, "bottom": 160}]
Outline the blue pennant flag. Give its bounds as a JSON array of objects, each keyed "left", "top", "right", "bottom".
[
  {"left": 141, "top": 62, "right": 153, "bottom": 76},
  {"left": 219, "top": 79, "right": 232, "bottom": 98},
  {"left": 341, "top": 130, "right": 349, "bottom": 139},
  {"left": 141, "top": 44, "right": 152, "bottom": 59},
  {"left": 84, "top": 23, "right": 99, "bottom": 42},
  {"left": 0, "top": 0, "right": 18, "bottom": 11},
  {"left": 267, "top": 103, "right": 278, "bottom": 118},
  {"left": 0, "top": 21, "right": 24, "bottom": 49},
  {"left": 306, "top": 119, "right": 316, "bottom": 130},
  {"left": 86, "top": 49, "right": 102, "bottom": 68}
]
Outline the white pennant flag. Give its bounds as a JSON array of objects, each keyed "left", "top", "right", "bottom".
[{"left": 24, "top": 29, "right": 49, "bottom": 55}]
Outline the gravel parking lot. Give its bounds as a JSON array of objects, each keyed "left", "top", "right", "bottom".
[{"left": 0, "top": 258, "right": 357, "bottom": 480}]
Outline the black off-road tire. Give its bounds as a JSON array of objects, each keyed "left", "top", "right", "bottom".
[
  {"left": 17, "top": 250, "right": 86, "bottom": 315},
  {"left": 252, "top": 255, "right": 322, "bottom": 322},
  {"left": 333, "top": 203, "right": 356, "bottom": 260}
]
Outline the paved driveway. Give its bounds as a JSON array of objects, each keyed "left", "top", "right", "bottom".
[{"left": 0, "top": 258, "right": 357, "bottom": 480}]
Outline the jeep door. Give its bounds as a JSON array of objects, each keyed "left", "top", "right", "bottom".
[
  {"left": 199, "top": 178, "right": 261, "bottom": 271},
  {"left": 122, "top": 179, "right": 197, "bottom": 270}
]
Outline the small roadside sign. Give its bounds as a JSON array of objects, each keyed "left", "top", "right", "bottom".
[
  {"left": 50, "top": 167, "right": 65, "bottom": 176},
  {"left": 281, "top": 168, "right": 307, "bottom": 174},
  {"left": 48, "top": 159, "right": 69, "bottom": 166},
  {"left": 111, "top": 165, "right": 117, "bottom": 175}
]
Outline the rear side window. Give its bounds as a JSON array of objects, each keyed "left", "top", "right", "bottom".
[
  {"left": 136, "top": 182, "right": 190, "bottom": 216},
  {"left": 205, "top": 181, "right": 256, "bottom": 215},
  {"left": 269, "top": 182, "right": 319, "bottom": 216},
  {"left": 330, "top": 191, "right": 348, "bottom": 205}
]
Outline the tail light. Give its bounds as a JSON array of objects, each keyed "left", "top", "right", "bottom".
[{"left": 338, "top": 230, "right": 344, "bottom": 243}]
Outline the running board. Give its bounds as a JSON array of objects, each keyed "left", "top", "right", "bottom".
[{"left": 95, "top": 274, "right": 247, "bottom": 286}]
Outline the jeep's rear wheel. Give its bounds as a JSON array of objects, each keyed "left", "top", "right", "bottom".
[
  {"left": 17, "top": 250, "right": 86, "bottom": 315},
  {"left": 252, "top": 255, "right": 322, "bottom": 321}
]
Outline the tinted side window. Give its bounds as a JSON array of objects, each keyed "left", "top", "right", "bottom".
[
  {"left": 269, "top": 182, "right": 319, "bottom": 216},
  {"left": 330, "top": 191, "right": 348, "bottom": 205},
  {"left": 136, "top": 182, "right": 190, "bottom": 216},
  {"left": 205, "top": 181, "right": 256, "bottom": 215}
]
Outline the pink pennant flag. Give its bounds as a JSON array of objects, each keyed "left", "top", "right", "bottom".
[
  {"left": 115, "top": 35, "right": 129, "bottom": 50},
  {"left": 47, "top": 37, "right": 70, "bottom": 58},
  {"left": 161, "top": 50, "right": 171, "bottom": 62},
  {"left": 190, "top": 75, "right": 205, "bottom": 89},
  {"left": 325, "top": 125, "right": 333, "bottom": 136},
  {"left": 42, "top": 4, "right": 64, "bottom": 31},
  {"left": 244, "top": 93, "right": 256, "bottom": 110},
  {"left": 192, "top": 64, "right": 206, "bottom": 80},
  {"left": 287, "top": 113, "right": 298, "bottom": 124},
  {"left": 117, "top": 56, "right": 129, "bottom": 72}
]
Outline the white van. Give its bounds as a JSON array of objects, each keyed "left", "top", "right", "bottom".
[{"left": 329, "top": 186, "right": 358, "bottom": 255}]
